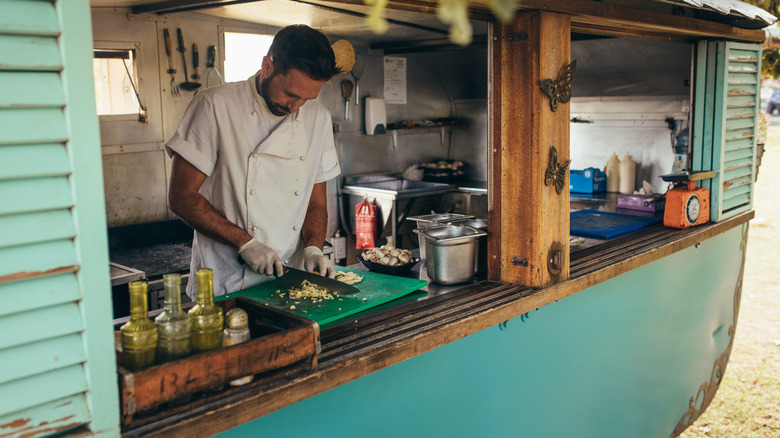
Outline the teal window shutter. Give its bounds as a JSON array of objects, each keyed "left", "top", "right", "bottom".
[
  {"left": 693, "top": 41, "right": 760, "bottom": 222},
  {"left": 0, "top": 1, "right": 120, "bottom": 436}
]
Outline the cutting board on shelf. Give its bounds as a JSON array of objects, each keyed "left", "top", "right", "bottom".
[
  {"left": 218, "top": 267, "right": 427, "bottom": 327},
  {"left": 570, "top": 209, "right": 662, "bottom": 240}
]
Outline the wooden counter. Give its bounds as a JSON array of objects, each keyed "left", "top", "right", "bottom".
[{"left": 122, "top": 211, "right": 753, "bottom": 437}]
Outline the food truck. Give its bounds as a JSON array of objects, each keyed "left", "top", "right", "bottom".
[{"left": 0, "top": 0, "right": 774, "bottom": 436}]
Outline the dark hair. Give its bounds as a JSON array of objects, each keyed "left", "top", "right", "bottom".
[{"left": 268, "top": 25, "right": 342, "bottom": 81}]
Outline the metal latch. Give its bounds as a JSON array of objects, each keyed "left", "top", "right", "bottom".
[
  {"left": 511, "top": 256, "right": 529, "bottom": 267},
  {"left": 507, "top": 33, "right": 528, "bottom": 42}
]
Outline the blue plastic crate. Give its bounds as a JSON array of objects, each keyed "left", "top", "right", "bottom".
[{"left": 570, "top": 168, "right": 606, "bottom": 193}]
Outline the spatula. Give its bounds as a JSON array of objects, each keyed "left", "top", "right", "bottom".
[{"left": 341, "top": 79, "right": 354, "bottom": 120}]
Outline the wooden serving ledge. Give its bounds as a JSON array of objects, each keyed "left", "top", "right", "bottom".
[{"left": 122, "top": 211, "right": 753, "bottom": 437}]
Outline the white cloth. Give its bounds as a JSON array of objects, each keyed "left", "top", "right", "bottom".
[{"left": 166, "top": 71, "right": 341, "bottom": 298}]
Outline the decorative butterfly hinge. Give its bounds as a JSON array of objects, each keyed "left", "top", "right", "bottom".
[
  {"left": 536, "top": 59, "right": 576, "bottom": 112},
  {"left": 544, "top": 146, "right": 570, "bottom": 194}
]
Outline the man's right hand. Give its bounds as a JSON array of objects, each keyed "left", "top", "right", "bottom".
[{"left": 238, "top": 238, "right": 284, "bottom": 276}]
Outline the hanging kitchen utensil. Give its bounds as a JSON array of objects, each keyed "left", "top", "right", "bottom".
[
  {"left": 205, "top": 45, "right": 223, "bottom": 87},
  {"left": 331, "top": 39, "right": 355, "bottom": 74},
  {"left": 341, "top": 79, "right": 354, "bottom": 120},
  {"left": 162, "top": 28, "right": 180, "bottom": 97},
  {"left": 176, "top": 28, "right": 201, "bottom": 92},
  {"left": 191, "top": 43, "right": 201, "bottom": 82},
  {"left": 351, "top": 53, "right": 365, "bottom": 106}
]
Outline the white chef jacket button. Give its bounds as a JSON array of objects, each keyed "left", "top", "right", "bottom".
[
  {"left": 250, "top": 190, "right": 256, "bottom": 195},
  {"left": 299, "top": 155, "right": 305, "bottom": 161},
  {"left": 252, "top": 226, "right": 258, "bottom": 231},
  {"left": 251, "top": 153, "right": 258, "bottom": 159},
  {"left": 294, "top": 190, "right": 300, "bottom": 196},
  {"left": 293, "top": 225, "right": 299, "bottom": 231},
  {"left": 251, "top": 111, "right": 256, "bottom": 116}
]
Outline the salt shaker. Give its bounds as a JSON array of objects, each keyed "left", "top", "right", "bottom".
[{"left": 223, "top": 308, "right": 253, "bottom": 386}]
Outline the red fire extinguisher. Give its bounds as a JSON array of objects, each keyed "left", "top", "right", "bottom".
[{"left": 355, "top": 198, "right": 378, "bottom": 250}]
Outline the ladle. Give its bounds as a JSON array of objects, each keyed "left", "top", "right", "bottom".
[
  {"left": 176, "top": 28, "right": 201, "bottom": 92},
  {"left": 341, "top": 80, "right": 354, "bottom": 120}
]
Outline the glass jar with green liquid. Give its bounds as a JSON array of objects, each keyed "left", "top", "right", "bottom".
[
  {"left": 120, "top": 281, "right": 158, "bottom": 370},
  {"left": 155, "top": 273, "right": 192, "bottom": 363},
  {"left": 189, "top": 268, "right": 223, "bottom": 353}
]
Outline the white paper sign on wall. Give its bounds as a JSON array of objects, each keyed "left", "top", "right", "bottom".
[{"left": 383, "top": 56, "right": 406, "bottom": 104}]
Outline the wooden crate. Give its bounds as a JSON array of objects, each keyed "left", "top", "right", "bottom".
[{"left": 114, "top": 297, "right": 320, "bottom": 425}]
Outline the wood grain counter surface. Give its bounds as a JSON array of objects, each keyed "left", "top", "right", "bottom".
[{"left": 123, "top": 211, "right": 753, "bottom": 437}]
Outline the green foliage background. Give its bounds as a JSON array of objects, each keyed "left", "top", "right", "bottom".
[{"left": 745, "top": 1, "right": 780, "bottom": 78}]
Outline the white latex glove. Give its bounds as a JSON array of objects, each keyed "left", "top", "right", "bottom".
[
  {"left": 303, "top": 246, "right": 336, "bottom": 278},
  {"left": 238, "top": 238, "right": 283, "bottom": 276}
]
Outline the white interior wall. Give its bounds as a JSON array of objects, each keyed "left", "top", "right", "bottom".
[{"left": 570, "top": 97, "right": 689, "bottom": 195}]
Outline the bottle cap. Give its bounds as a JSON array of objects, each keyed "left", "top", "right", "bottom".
[
  {"left": 163, "top": 273, "right": 181, "bottom": 284},
  {"left": 225, "top": 308, "right": 249, "bottom": 329},
  {"left": 128, "top": 280, "right": 148, "bottom": 294},
  {"left": 196, "top": 268, "right": 213, "bottom": 280}
]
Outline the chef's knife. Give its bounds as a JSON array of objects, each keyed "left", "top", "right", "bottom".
[{"left": 275, "top": 266, "right": 361, "bottom": 295}]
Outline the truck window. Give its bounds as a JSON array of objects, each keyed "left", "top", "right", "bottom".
[
  {"left": 93, "top": 48, "right": 142, "bottom": 117},
  {"left": 224, "top": 32, "right": 273, "bottom": 82}
]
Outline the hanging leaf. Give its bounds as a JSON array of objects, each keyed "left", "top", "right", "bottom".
[
  {"left": 364, "top": 0, "right": 389, "bottom": 34},
  {"left": 436, "top": 0, "right": 473, "bottom": 46},
  {"left": 487, "top": 0, "right": 518, "bottom": 23}
]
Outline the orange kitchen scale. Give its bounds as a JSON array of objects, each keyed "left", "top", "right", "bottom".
[{"left": 660, "top": 170, "right": 718, "bottom": 229}]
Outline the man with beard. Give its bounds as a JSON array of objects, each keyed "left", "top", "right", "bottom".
[{"left": 166, "top": 25, "right": 342, "bottom": 297}]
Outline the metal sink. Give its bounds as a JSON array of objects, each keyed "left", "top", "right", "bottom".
[
  {"left": 341, "top": 174, "right": 456, "bottom": 247},
  {"left": 342, "top": 175, "right": 454, "bottom": 199}
]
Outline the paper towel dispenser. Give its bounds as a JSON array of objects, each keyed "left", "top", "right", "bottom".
[{"left": 365, "top": 97, "right": 387, "bottom": 135}]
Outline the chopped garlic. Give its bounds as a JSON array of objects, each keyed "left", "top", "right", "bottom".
[
  {"left": 335, "top": 271, "right": 364, "bottom": 285},
  {"left": 287, "top": 279, "right": 335, "bottom": 300}
]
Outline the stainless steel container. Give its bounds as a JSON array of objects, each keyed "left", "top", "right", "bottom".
[
  {"left": 407, "top": 213, "right": 473, "bottom": 262},
  {"left": 448, "top": 218, "right": 488, "bottom": 274},
  {"left": 414, "top": 225, "right": 487, "bottom": 285}
]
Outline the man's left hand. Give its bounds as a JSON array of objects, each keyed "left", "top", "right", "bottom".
[{"left": 303, "top": 246, "right": 336, "bottom": 278}]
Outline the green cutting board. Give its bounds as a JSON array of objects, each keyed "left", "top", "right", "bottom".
[{"left": 217, "top": 267, "right": 427, "bottom": 327}]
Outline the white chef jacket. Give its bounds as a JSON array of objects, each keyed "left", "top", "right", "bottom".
[{"left": 166, "top": 71, "right": 341, "bottom": 298}]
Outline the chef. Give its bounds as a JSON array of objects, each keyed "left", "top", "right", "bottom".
[{"left": 166, "top": 25, "right": 343, "bottom": 298}]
